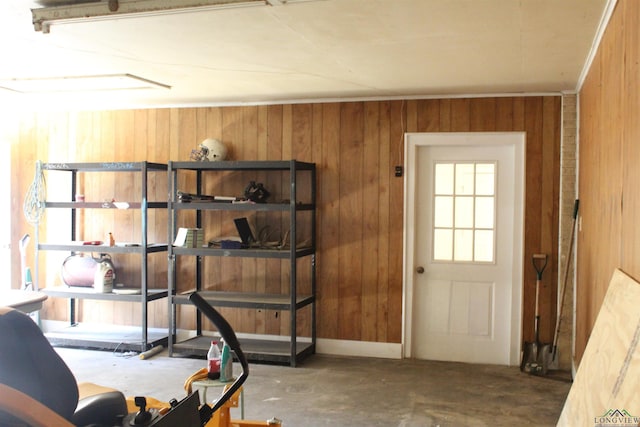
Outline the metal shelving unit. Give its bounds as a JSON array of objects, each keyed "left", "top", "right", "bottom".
[
  {"left": 167, "top": 160, "right": 316, "bottom": 366},
  {"left": 37, "top": 162, "right": 169, "bottom": 352}
]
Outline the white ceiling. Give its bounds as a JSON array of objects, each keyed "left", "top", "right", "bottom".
[{"left": 0, "top": 0, "right": 608, "bottom": 110}]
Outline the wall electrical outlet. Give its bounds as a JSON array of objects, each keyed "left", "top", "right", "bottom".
[{"left": 395, "top": 166, "right": 403, "bottom": 177}]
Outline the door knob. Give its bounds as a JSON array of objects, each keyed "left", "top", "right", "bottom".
[{"left": 416, "top": 266, "right": 425, "bottom": 274}]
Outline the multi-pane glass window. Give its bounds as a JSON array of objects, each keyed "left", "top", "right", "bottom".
[{"left": 432, "top": 162, "right": 496, "bottom": 263}]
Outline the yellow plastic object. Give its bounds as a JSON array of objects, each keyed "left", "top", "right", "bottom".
[{"left": 184, "top": 367, "right": 209, "bottom": 394}]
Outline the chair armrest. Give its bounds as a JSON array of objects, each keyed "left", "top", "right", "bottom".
[{"left": 0, "top": 383, "right": 74, "bottom": 427}]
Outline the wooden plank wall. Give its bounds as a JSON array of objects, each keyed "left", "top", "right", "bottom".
[
  {"left": 8, "top": 96, "right": 560, "bottom": 345},
  {"left": 577, "top": 0, "right": 640, "bottom": 364}
]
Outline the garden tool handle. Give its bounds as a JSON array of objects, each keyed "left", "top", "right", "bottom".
[
  {"left": 552, "top": 199, "right": 580, "bottom": 360},
  {"left": 534, "top": 277, "right": 540, "bottom": 319},
  {"left": 532, "top": 254, "right": 548, "bottom": 281},
  {"left": 532, "top": 254, "right": 547, "bottom": 343},
  {"left": 534, "top": 275, "right": 541, "bottom": 343}
]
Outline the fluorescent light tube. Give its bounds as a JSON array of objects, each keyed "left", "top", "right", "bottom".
[{"left": 0, "top": 74, "right": 170, "bottom": 93}]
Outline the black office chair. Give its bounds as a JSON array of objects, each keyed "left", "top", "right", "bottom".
[{"left": 0, "top": 307, "right": 128, "bottom": 427}]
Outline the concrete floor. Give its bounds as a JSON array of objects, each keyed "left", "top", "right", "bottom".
[{"left": 58, "top": 348, "right": 571, "bottom": 427}]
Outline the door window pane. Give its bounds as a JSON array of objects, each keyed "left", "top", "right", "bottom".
[
  {"left": 475, "top": 197, "right": 494, "bottom": 229},
  {"left": 434, "top": 196, "right": 453, "bottom": 228},
  {"left": 455, "top": 164, "right": 474, "bottom": 195},
  {"left": 454, "top": 229, "right": 473, "bottom": 261},
  {"left": 475, "top": 163, "right": 495, "bottom": 195},
  {"left": 433, "top": 229, "right": 453, "bottom": 261},
  {"left": 435, "top": 163, "right": 454, "bottom": 195},
  {"left": 454, "top": 196, "right": 474, "bottom": 228}
]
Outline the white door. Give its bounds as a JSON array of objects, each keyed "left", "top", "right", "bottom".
[{"left": 403, "top": 132, "right": 525, "bottom": 366}]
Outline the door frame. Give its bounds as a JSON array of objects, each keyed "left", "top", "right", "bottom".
[{"left": 402, "top": 132, "right": 526, "bottom": 365}]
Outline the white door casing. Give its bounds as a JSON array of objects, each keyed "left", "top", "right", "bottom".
[{"left": 402, "top": 132, "right": 525, "bottom": 366}]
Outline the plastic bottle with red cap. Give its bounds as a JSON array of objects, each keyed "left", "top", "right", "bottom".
[{"left": 207, "top": 340, "right": 221, "bottom": 379}]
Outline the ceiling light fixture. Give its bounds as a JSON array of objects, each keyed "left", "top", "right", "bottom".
[
  {"left": 32, "top": 0, "right": 315, "bottom": 33},
  {"left": 0, "top": 74, "right": 170, "bottom": 93}
]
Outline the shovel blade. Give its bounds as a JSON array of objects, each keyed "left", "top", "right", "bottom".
[
  {"left": 521, "top": 342, "right": 551, "bottom": 375},
  {"left": 521, "top": 341, "right": 538, "bottom": 372}
]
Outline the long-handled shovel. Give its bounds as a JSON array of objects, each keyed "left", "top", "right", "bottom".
[
  {"left": 521, "top": 253, "right": 551, "bottom": 375},
  {"left": 552, "top": 199, "right": 579, "bottom": 363}
]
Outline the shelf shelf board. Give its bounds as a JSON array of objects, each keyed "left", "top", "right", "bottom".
[
  {"left": 169, "top": 160, "right": 315, "bottom": 172},
  {"left": 169, "top": 202, "right": 314, "bottom": 212},
  {"left": 173, "top": 291, "right": 314, "bottom": 310},
  {"left": 42, "top": 161, "right": 168, "bottom": 172},
  {"left": 42, "top": 287, "right": 168, "bottom": 302},
  {"left": 171, "top": 246, "right": 313, "bottom": 259},
  {"left": 45, "top": 323, "right": 167, "bottom": 352},
  {"left": 38, "top": 242, "right": 168, "bottom": 253},
  {"left": 45, "top": 201, "right": 167, "bottom": 209},
  {"left": 171, "top": 335, "right": 314, "bottom": 366}
]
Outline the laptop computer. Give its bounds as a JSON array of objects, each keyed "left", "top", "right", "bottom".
[{"left": 234, "top": 217, "right": 256, "bottom": 248}]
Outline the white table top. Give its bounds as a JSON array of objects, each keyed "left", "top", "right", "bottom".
[{"left": 0, "top": 289, "right": 48, "bottom": 313}]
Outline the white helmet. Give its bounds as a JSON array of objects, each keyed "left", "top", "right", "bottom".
[{"left": 190, "top": 138, "right": 228, "bottom": 161}]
